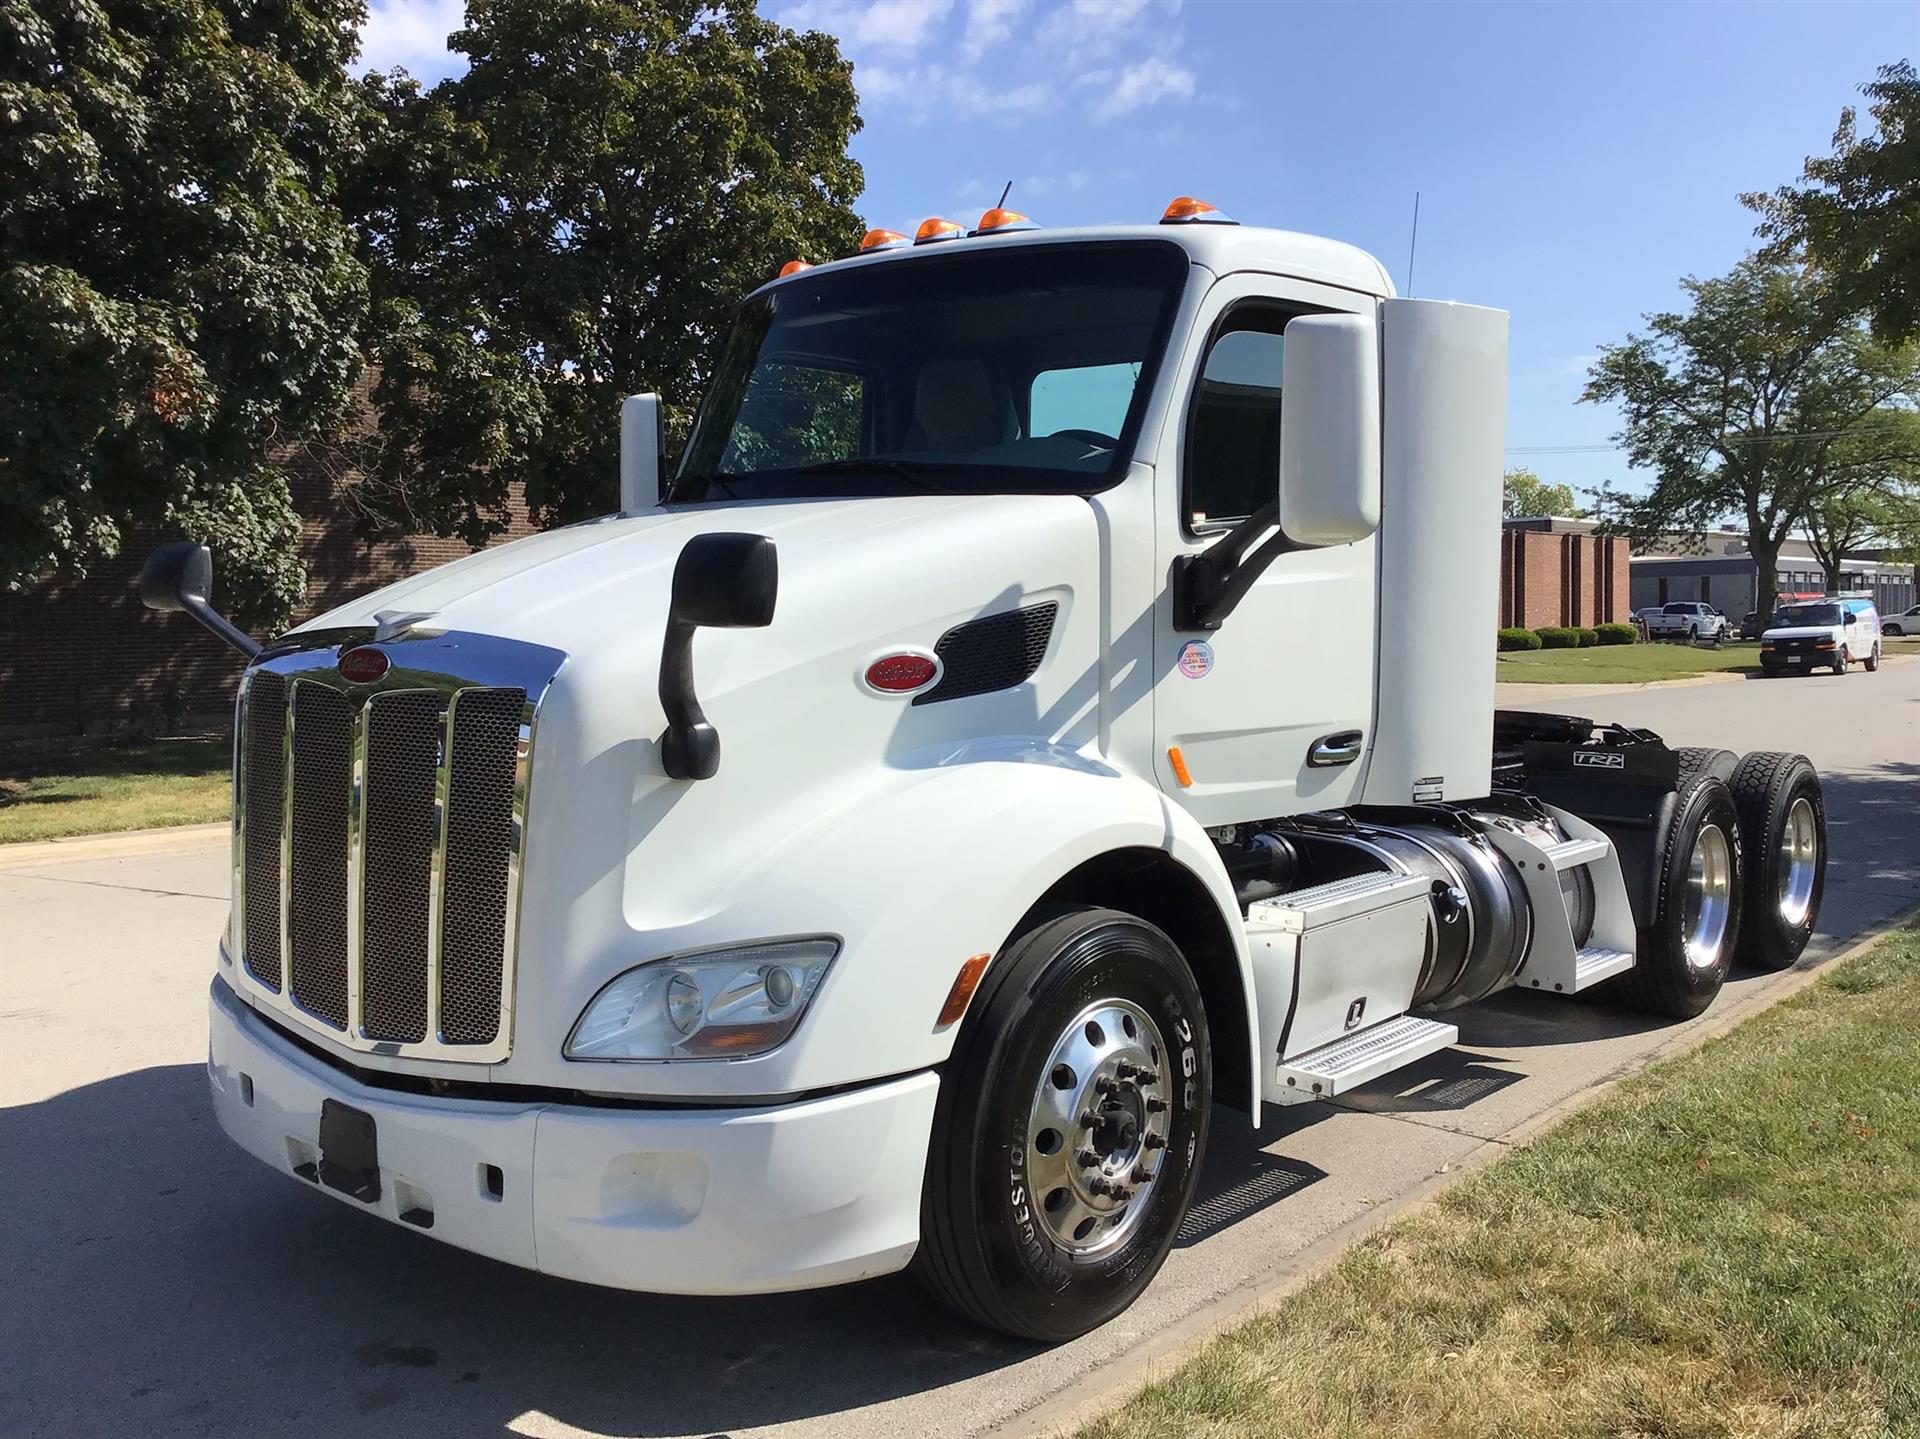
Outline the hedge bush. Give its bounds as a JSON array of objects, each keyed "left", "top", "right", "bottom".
[
  {"left": 1576, "top": 628, "right": 1600, "bottom": 648},
  {"left": 1594, "top": 622, "right": 1638, "bottom": 646},
  {"left": 1498, "top": 627, "right": 1542, "bottom": 652},
  {"left": 1536, "top": 626, "right": 1582, "bottom": 649}
]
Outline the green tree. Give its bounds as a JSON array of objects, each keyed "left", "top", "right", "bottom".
[
  {"left": 1502, "top": 466, "right": 1580, "bottom": 518},
  {"left": 345, "top": 0, "right": 865, "bottom": 544},
  {"left": 0, "top": 0, "right": 369, "bottom": 627},
  {"left": 1583, "top": 257, "right": 1920, "bottom": 620},
  {"left": 1747, "top": 61, "right": 1920, "bottom": 345}
]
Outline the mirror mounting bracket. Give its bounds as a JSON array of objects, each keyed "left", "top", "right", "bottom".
[{"left": 1171, "top": 502, "right": 1309, "bottom": 631}]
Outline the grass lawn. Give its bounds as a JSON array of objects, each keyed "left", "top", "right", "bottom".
[
  {"left": 1497, "top": 639, "right": 1762, "bottom": 684},
  {"left": 1080, "top": 920, "right": 1920, "bottom": 1439},
  {"left": 0, "top": 735, "right": 231, "bottom": 844}
]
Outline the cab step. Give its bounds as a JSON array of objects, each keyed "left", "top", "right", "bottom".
[{"left": 1274, "top": 1013, "right": 1458, "bottom": 1104}]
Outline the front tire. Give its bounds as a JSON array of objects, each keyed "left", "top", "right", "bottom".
[
  {"left": 913, "top": 907, "right": 1211, "bottom": 1341},
  {"left": 1728, "top": 752, "right": 1826, "bottom": 970}
]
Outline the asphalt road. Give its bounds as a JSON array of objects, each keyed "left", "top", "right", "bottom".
[{"left": 3, "top": 661, "right": 1916, "bottom": 1439}]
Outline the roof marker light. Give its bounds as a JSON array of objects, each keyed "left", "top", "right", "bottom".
[
  {"left": 971, "top": 207, "right": 1039, "bottom": 236},
  {"left": 914, "top": 217, "right": 966, "bottom": 245},
  {"left": 858, "top": 228, "right": 911, "bottom": 253},
  {"left": 1160, "top": 196, "right": 1237, "bottom": 226},
  {"left": 777, "top": 259, "right": 813, "bottom": 278}
]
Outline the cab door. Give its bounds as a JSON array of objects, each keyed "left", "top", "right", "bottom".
[{"left": 1151, "top": 274, "right": 1378, "bottom": 826}]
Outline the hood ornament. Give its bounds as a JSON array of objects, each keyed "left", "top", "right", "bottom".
[{"left": 372, "top": 609, "right": 442, "bottom": 643}]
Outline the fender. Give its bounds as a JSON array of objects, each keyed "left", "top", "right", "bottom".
[{"left": 514, "top": 741, "right": 1260, "bottom": 1107}]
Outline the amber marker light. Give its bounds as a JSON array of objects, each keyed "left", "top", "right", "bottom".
[
  {"left": 858, "top": 228, "right": 910, "bottom": 252},
  {"left": 914, "top": 217, "right": 966, "bottom": 244},
  {"left": 971, "top": 207, "right": 1039, "bottom": 235},
  {"left": 936, "top": 954, "right": 993, "bottom": 1026},
  {"left": 777, "top": 259, "right": 813, "bottom": 278},
  {"left": 1160, "top": 195, "right": 1237, "bottom": 225},
  {"left": 1167, "top": 746, "right": 1194, "bottom": 787}
]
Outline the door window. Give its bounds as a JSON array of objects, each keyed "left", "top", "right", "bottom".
[
  {"left": 1183, "top": 310, "right": 1294, "bottom": 530},
  {"left": 1030, "top": 362, "right": 1140, "bottom": 442}
]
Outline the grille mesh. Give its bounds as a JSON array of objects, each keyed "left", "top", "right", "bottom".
[
  {"left": 439, "top": 689, "right": 524, "bottom": 1045},
  {"left": 241, "top": 671, "right": 286, "bottom": 991},
  {"left": 360, "top": 692, "right": 441, "bottom": 1043},
  {"left": 288, "top": 684, "right": 352, "bottom": 1028},
  {"left": 914, "top": 602, "right": 1058, "bottom": 705}
]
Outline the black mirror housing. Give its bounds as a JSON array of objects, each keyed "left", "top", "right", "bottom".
[
  {"left": 671, "top": 533, "right": 778, "bottom": 629},
  {"left": 658, "top": 533, "right": 779, "bottom": 780},
  {"left": 137, "top": 541, "right": 262, "bottom": 659}
]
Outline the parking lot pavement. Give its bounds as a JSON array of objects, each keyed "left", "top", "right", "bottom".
[{"left": 4, "top": 662, "right": 1915, "bottom": 1439}]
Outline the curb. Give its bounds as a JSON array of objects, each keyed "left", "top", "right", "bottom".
[
  {"left": 988, "top": 902, "right": 1920, "bottom": 1439},
  {"left": 0, "top": 821, "right": 229, "bottom": 870}
]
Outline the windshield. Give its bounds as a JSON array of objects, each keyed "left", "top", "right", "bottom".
[
  {"left": 1774, "top": 604, "right": 1842, "bottom": 626},
  {"left": 672, "top": 241, "right": 1190, "bottom": 502}
]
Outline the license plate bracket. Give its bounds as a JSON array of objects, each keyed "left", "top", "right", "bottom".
[{"left": 319, "top": 1099, "right": 381, "bottom": 1204}]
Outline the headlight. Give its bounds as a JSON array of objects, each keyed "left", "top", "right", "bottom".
[{"left": 565, "top": 939, "right": 839, "bottom": 1061}]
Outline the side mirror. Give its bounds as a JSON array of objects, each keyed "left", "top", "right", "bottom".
[
  {"left": 1277, "top": 312, "right": 1381, "bottom": 547},
  {"left": 658, "top": 533, "right": 778, "bottom": 780},
  {"left": 1172, "top": 312, "right": 1381, "bottom": 631},
  {"left": 619, "top": 393, "right": 663, "bottom": 512},
  {"left": 137, "top": 542, "right": 261, "bottom": 659}
]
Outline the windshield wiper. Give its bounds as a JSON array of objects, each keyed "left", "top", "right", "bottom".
[
  {"left": 788, "top": 457, "right": 964, "bottom": 490},
  {"left": 666, "top": 470, "right": 748, "bottom": 504}
]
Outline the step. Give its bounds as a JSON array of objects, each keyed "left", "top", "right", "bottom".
[
  {"left": 1275, "top": 1014, "right": 1459, "bottom": 1103},
  {"left": 1248, "top": 871, "right": 1431, "bottom": 934},
  {"left": 1541, "top": 835, "right": 1611, "bottom": 872},
  {"left": 1519, "top": 946, "right": 1635, "bottom": 993}
]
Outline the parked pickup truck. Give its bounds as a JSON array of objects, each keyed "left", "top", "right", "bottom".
[{"left": 1645, "top": 601, "right": 1729, "bottom": 644}]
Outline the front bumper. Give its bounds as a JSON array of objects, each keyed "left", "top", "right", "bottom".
[{"left": 207, "top": 978, "right": 938, "bottom": 1294}]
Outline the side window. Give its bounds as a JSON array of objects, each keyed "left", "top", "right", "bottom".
[
  {"left": 1029, "top": 362, "right": 1139, "bottom": 440},
  {"left": 1184, "top": 311, "right": 1290, "bottom": 529},
  {"left": 720, "top": 359, "right": 865, "bottom": 471}
]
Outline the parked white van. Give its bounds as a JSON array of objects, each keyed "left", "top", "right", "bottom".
[{"left": 1759, "top": 597, "right": 1882, "bottom": 675}]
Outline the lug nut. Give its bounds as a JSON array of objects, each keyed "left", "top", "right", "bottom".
[
  {"left": 1143, "top": 1132, "right": 1167, "bottom": 1150},
  {"left": 1110, "top": 1186, "right": 1133, "bottom": 1203},
  {"left": 1079, "top": 1111, "right": 1099, "bottom": 1129},
  {"left": 1076, "top": 1148, "right": 1100, "bottom": 1168},
  {"left": 1132, "top": 1164, "right": 1155, "bottom": 1184},
  {"left": 1094, "top": 1076, "right": 1118, "bottom": 1096},
  {"left": 1086, "top": 1176, "right": 1112, "bottom": 1196},
  {"left": 1145, "top": 1096, "right": 1168, "bottom": 1113},
  {"left": 1119, "top": 1062, "right": 1154, "bottom": 1083}
]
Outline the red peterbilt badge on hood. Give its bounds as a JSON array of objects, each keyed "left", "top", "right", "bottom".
[{"left": 337, "top": 647, "right": 390, "bottom": 684}]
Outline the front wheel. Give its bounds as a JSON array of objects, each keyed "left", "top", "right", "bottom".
[
  {"left": 1833, "top": 647, "right": 1849, "bottom": 675},
  {"left": 913, "top": 907, "right": 1211, "bottom": 1341}
]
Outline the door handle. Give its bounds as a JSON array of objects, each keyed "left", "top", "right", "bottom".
[{"left": 1307, "top": 730, "right": 1364, "bottom": 768}]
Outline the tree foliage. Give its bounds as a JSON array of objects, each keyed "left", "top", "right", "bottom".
[
  {"left": 1502, "top": 466, "right": 1580, "bottom": 518},
  {"left": 0, "top": 0, "right": 370, "bottom": 626},
  {"left": 1583, "top": 257, "right": 1920, "bottom": 618},
  {"left": 345, "top": 0, "right": 865, "bottom": 544},
  {"left": 1748, "top": 60, "right": 1920, "bottom": 345}
]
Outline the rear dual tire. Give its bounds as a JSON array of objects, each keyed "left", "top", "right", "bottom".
[
  {"left": 1728, "top": 752, "right": 1826, "bottom": 971},
  {"left": 913, "top": 907, "right": 1210, "bottom": 1342}
]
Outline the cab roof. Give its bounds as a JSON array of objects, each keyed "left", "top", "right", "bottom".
[{"left": 754, "top": 223, "right": 1397, "bottom": 304}]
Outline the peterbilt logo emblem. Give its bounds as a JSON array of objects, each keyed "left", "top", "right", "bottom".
[
  {"left": 1573, "top": 751, "right": 1626, "bottom": 769},
  {"left": 337, "top": 647, "right": 390, "bottom": 684}
]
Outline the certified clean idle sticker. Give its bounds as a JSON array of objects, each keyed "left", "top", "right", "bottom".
[{"left": 1177, "top": 641, "right": 1214, "bottom": 678}]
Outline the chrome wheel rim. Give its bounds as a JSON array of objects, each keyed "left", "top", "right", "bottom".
[
  {"left": 1682, "top": 823, "right": 1733, "bottom": 971},
  {"left": 1025, "top": 998, "right": 1171, "bottom": 1260},
  {"left": 1777, "top": 797, "right": 1819, "bottom": 926}
]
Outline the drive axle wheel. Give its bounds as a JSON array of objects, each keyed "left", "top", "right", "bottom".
[
  {"left": 1728, "top": 751, "right": 1826, "bottom": 970},
  {"left": 1616, "top": 747, "right": 1744, "bottom": 1019},
  {"left": 912, "top": 907, "right": 1210, "bottom": 1342}
]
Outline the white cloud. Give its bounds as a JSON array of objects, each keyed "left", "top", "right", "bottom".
[
  {"left": 1091, "top": 55, "right": 1193, "bottom": 121},
  {"left": 963, "top": 0, "right": 1028, "bottom": 59},
  {"left": 784, "top": 0, "right": 956, "bottom": 54},
  {"left": 357, "top": 0, "right": 466, "bottom": 77}
]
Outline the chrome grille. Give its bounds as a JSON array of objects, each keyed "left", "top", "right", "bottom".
[{"left": 230, "top": 633, "right": 561, "bottom": 1064}]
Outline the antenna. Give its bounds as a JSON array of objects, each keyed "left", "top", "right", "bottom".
[
  {"left": 997, "top": 179, "right": 1013, "bottom": 209},
  {"left": 1405, "top": 191, "right": 1420, "bottom": 297}
]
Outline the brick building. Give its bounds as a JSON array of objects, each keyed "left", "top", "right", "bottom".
[
  {"left": 1498, "top": 516, "right": 1631, "bottom": 630},
  {"left": 1, "top": 401, "right": 536, "bottom": 739}
]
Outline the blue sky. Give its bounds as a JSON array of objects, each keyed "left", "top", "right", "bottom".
[{"left": 357, "top": 0, "right": 1913, "bottom": 507}]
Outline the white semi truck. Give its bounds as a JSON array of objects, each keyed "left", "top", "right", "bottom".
[{"left": 143, "top": 201, "right": 1829, "bottom": 1342}]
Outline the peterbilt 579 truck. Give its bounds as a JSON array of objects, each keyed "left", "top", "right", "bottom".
[{"left": 144, "top": 199, "right": 1829, "bottom": 1342}]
